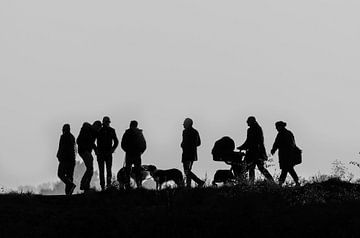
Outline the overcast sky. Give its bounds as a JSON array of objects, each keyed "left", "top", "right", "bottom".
[{"left": 1, "top": 0, "right": 360, "bottom": 189}]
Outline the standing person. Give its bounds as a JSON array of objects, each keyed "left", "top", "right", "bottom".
[
  {"left": 121, "top": 120, "right": 146, "bottom": 189},
  {"left": 181, "top": 118, "right": 205, "bottom": 188},
  {"left": 237, "top": 116, "right": 274, "bottom": 184},
  {"left": 96, "top": 116, "right": 119, "bottom": 191},
  {"left": 271, "top": 121, "right": 301, "bottom": 187},
  {"left": 56, "top": 124, "right": 76, "bottom": 195},
  {"left": 77, "top": 121, "right": 101, "bottom": 192}
]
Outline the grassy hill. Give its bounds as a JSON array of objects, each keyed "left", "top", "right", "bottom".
[{"left": 1, "top": 179, "right": 360, "bottom": 237}]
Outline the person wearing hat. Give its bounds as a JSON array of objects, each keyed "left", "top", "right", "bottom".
[
  {"left": 96, "top": 116, "right": 119, "bottom": 190},
  {"left": 181, "top": 118, "right": 205, "bottom": 188},
  {"left": 271, "top": 121, "right": 300, "bottom": 187},
  {"left": 237, "top": 116, "right": 274, "bottom": 184}
]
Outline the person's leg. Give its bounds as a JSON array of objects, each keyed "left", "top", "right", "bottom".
[
  {"left": 97, "top": 155, "right": 105, "bottom": 190},
  {"left": 58, "top": 162, "right": 67, "bottom": 184},
  {"left": 64, "top": 161, "right": 76, "bottom": 195},
  {"left": 57, "top": 162, "right": 68, "bottom": 194},
  {"left": 67, "top": 161, "right": 75, "bottom": 184},
  {"left": 105, "top": 154, "right": 113, "bottom": 188},
  {"left": 288, "top": 167, "right": 300, "bottom": 186},
  {"left": 278, "top": 169, "right": 288, "bottom": 186},
  {"left": 183, "top": 161, "right": 192, "bottom": 188},
  {"left": 133, "top": 156, "right": 142, "bottom": 188},
  {"left": 80, "top": 151, "right": 94, "bottom": 191},
  {"left": 183, "top": 161, "right": 204, "bottom": 187},
  {"left": 247, "top": 162, "right": 256, "bottom": 185},
  {"left": 124, "top": 154, "right": 132, "bottom": 189},
  {"left": 256, "top": 160, "right": 275, "bottom": 183}
]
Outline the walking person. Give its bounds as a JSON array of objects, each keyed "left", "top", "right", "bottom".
[
  {"left": 56, "top": 124, "right": 76, "bottom": 195},
  {"left": 96, "top": 116, "right": 119, "bottom": 190},
  {"left": 237, "top": 116, "right": 275, "bottom": 184},
  {"left": 77, "top": 121, "right": 101, "bottom": 192},
  {"left": 271, "top": 121, "right": 301, "bottom": 187},
  {"left": 121, "top": 120, "right": 146, "bottom": 189},
  {"left": 181, "top": 118, "right": 205, "bottom": 188}
]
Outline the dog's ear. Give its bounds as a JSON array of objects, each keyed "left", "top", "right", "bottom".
[{"left": 147, "top": 165, "right": 157, "bottom": 172}]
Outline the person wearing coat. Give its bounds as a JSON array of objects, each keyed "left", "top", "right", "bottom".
[
  {"left": 121, "top": 120, "right": 146, "bottom": 188},
  {"left": 77, "top": 121, "right": 101, "bottom": 192},
  {"left": 96, "top": 116, "right": 119, "bottom": 191},
  {"left": 271, "top": 121, "right": 300, "bottom": 186},
  {"left": 181, "top": 118, "right": 205, "bottom": 188},
  {"left": 237, "top": 116, "right": 274, "bottom": 184},
  {"left": 57, "top": 124, "right": 76, "bottom": 195}
]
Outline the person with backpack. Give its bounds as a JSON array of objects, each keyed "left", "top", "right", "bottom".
[
  {"left": 237, "top": 116, "right": 275, "bottom": 184},
  {"left": 271, "top": 121, "right": 301, "bottom": 187},
  {"left": 121, "top": 120, "right": 146, "bottom": 189},
  {"left": 181, "top": 118, "right": 205, "bottom": 188},
  {"left": 56, "top": 124, "right": 76, "bottom": 195},
  {"left": 96, "top": 116, "right": 119, "bottom": 191},
  {"left": 77, "top": 121, "right": 101, "bottom": 192}
]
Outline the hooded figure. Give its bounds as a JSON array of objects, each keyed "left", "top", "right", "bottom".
[{"left": 121, "top": 120, "right": 146, "bottom": 188}]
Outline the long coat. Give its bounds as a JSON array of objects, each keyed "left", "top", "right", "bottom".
[
  {"left": 181, "top": 127, "right": 201, "bottom": 162},
  {"left": 238, "top": 123, "right": 267, "bottom": 162},
  {"left": 272, "top": 129, "right": 296, "bottom": 169},
  {"left": 57, "top": 132, "right": 76, "bottom": 163}
]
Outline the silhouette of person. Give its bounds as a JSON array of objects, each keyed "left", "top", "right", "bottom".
[
  {"left": 181, "top": 118, "right": 205, "bottom": 188},
  {"left": 56, "top": 124, "right": 76, "bottom": 195},
  {"left": 121, "top": 120, "right": 146, "bottom": 189},
  {"left": 237, "top": 116, "right": 274, "bottom": 184},
  {"left": 77, "top": 121, "right": 101, "bottom": 192},
  {"left": 96, "top": 116, "right": 119, "bottom": 190},
  {"left": 271, "top": 121, "right": 300, "bottom": 186}
]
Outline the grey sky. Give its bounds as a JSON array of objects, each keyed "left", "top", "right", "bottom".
[{"left": 1, "top": 1, "right": 360, "bottom": 188}]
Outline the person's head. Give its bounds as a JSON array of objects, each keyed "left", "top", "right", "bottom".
[
  {"left": 62, "top": 124, "right": 71, "bottom": 134},
  {"left": 82, "top": 122, "right": 91, "bottom": 129},
  {"left": 246, "top": 116, "right": 257, "bottom": 127},
  {"left": 93, "top": 120, "right": 102, "bottom": 132},
  {"left": 183, "top": 118, "right": 193, "bottom": 129},
  {"left": 102, "top": 116, "right": 111, "bottom": 127},
  {"left": 275, "top": 121, "right": 287, "bottom": 131},
  {"left": 130, "top": 120, "right": 138, "bottom": 129}
]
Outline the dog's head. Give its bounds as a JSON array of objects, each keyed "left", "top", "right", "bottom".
[{"left": 145, "top": 165, "right": 157, "bottom": 176}]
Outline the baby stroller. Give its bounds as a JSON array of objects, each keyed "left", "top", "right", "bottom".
[{"left": 211, "top": 136, "right": 248, "bottom": 186}]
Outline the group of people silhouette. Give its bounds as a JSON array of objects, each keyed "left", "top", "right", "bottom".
[{"left": 56, "top": 116, "right": 301, "bottom": 195}]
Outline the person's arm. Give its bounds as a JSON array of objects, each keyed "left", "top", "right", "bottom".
[
  {"left": 271, "top": 134, "right": 280, "bottom": 155},
  {"left": 237, "top": 129, "right": 250, "bottom": 150},
  {"left": 139, "top": 131, "right": 146, "bottom": 153},
  {"left": 121, "top": 131, "right": 127, "bottom": 152},
  {"left": 181, "top": 130, "right": 185, "bottom": 148},
  {"left": 56, "top": 135, "right": 63, "bottom": 161},
  {"left": 196, "top": 131, "right": 201, "bottom": 147},
  {"left": 112, "top": 129, "right": 119, "bottom": 153}
]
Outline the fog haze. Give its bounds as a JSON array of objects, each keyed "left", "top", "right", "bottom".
[{"left": 1, "top": 1, "right": 360, "bottom": 188}]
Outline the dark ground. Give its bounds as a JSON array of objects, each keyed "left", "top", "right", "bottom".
[{"left": 1, "top": 179, "right": 360, "bottom": 238}]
